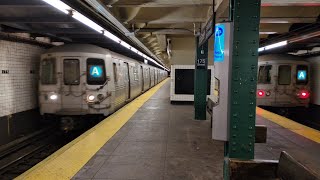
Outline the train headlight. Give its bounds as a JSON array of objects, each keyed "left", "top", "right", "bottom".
[
  {"left": 266, "top": 91, "right": 271, "bottom": 96},
  {"left": 97, "top": 94, "right": 104, "bottom": 100},
  {"left": 49, "top": 94, "right": 58, "bottom": 100},
  {"left": 87, "top": 94, "right": 95, "bottom": 102}
]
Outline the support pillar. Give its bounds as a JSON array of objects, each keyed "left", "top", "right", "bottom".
[
  {"left": 194, "top": 37, "right": 208, "bottom": 120},
  {"left": 224, "top": 0, "right": 261, "bottom": 179}
]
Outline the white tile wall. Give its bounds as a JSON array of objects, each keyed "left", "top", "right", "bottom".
[{"left": 0, "top": 40, "right": 45, "bottom": 117}]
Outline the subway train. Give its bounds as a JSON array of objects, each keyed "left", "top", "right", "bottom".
[
  {"left": 256, "top": 54, "right": 310, "bottom": 108},
  {"left": 39, "top": 44, "right": 167, "bottom": 123}
]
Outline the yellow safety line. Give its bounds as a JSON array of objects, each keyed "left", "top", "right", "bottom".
[
  {"left": 16, "top": 78, "right": 169, "bottom": 180},
  {"left": 256, "top": 107, "right": 320, "bottom": 143}
]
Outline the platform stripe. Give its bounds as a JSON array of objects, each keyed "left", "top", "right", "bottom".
[
  {"left": 256, "top": 107, "right": 320, "bottom": 143},
  {"left": 16, "top": 78, "right": 169, "bottom": 180}
]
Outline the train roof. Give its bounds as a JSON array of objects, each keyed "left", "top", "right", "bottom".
[
  {"left": 259, "top": 54, "right": 307, "bottom": 62},
  {"left": 45, "top": 44, "right": 108, "bottom": 54}
]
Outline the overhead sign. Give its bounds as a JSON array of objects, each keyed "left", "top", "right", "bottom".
[
  {"left": 297, "top": 70, "right": 307, "bottom": 81},
  {"left": 214, "top": 24, "right": 225, "bottom": 62},
  {"left": 199, "top": 15, "right": 214, "bottom": 47},
  {"left": 89, "top": 65, "right": 103, "bottom": 78}
]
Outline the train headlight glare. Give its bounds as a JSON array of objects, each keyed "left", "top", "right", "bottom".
[
  {"left": 49, "top": 94, "right": 58, "bottom": 100},
  {"left": 87, "top": 95, "right": 95, "bottom": 102}
]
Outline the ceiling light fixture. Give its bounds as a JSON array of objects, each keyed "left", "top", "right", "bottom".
[
  {"left": 42, "top": 0, "right": 71, "bottom": 14},
  {"left": 258, "top": 40, "right": 288, "bottom": 53},
  {"left": 41, "top": 0, "right": 169, "bottom": 71},
  {"left": 264, "top": 40, "right": 287, "bottom": 50},
  {"left": 72, "top": 12, "right": 104, "bottom": 33}
]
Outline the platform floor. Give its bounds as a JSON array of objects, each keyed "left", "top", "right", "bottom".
[
  {"left": 17, "top": 79, "right": 320, "bottom": 180},
  {"left": 256, "top": 116, "right": 320, "bottom": 173},
  {"left": 73, "top": 81, "right": 224, "bottom": 180},
  {"left": 72, "top": 80, "right": 320, "bottom": 179}
]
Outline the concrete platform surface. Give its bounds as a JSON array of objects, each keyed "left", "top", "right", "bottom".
[
  {"left": 73, "top": 81, "right": 224, "bottom": 180},
  {"left": 73, "top": 80, "right": 320, "bottom": 180},
  {"left": 256, "top": 116, "right": 320, "bottom": 174}
]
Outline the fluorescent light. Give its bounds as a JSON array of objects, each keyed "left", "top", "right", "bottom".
[
  {"left": 72, "top": 12, "right": 104, "bottom": 33},
  {"left": 264, "top": 40, "right": 287, "bottom": 50},
  {"left": 144, "top": 59, "right": 148, "bottom": 64},
  {"left": 43, "top": 0, "right": 168, "bottom": 70},
  {"left": 130, "top": 47, "right": 138, "bottom": 53},
  {"left": 259, "top": 32, "right": 277, "bottom": 35},
  {"left": 258, "top": 47, "right": 265, "bottom": 52},
  {"left": 42, "top": 0, "right": 70, "bottom": 14},
  {"left": 103, "top": 31, "right": 120, "bottom": 43},
  {"left": 120, "top": 41, "right": 131, "bottom": 49}
]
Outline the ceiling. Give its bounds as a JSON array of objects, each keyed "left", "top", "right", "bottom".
[
  {"left": 0, "top": 0, "right": 319, "bottom": 67},
  {"left": 104, "top": 0, "right": 320, "bottom": 62},
  {"left": 0, "top": 0, "right": 165, "bottom": 68}
]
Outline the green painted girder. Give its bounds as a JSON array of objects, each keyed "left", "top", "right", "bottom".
[
  {"left": 194, "top": 37, "right": 208, "bottom": 120},
  {"left": 227, "top": 0, "right": 261, "bottom": 159}
]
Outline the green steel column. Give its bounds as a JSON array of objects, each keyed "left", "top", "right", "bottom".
[
  {"left": 194, "top": 37, "right": 208, "bottom": 120},
  {"left": 225, "top": 0, "right": 261, "bottom": 177}
]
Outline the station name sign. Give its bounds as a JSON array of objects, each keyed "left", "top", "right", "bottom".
[
  {"left": 198, "top": 15, "right": 214, "bottom": 47},
  {"left": 196, "top": 58, "right": 207, "bottom": 69}
]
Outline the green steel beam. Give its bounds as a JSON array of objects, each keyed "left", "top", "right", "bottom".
[
  {"left": 227, "top": 0, "right": 261, "bottom": 160},
  {"left": 224, "top": 0, "right": 261, "bottom": 178},
  {"left": 194, "top": 37, "right": 208, "bottom": 120}
]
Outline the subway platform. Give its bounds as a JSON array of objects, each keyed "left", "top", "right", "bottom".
[{"left": 17, "top": 79, "right": 320, "bottom": 180}]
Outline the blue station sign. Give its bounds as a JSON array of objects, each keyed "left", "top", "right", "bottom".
[
  {"left": 214, "top": 24, "right": 225, "bottom": 62},
  {"left": 89, "top": 65, "right": 103, "bottom": 78}
]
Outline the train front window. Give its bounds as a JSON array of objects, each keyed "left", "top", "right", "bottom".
[
  {"left": 64, "top": 59, "right": 80, "bottom": 85},
  {"left": 296, "top": 65, "right": 308, "bottom": 85},
  {"left": 87, "top": 58, "right": 106, "bottom": 85},
  {"left": 41, "top": 58, "right": 56, "bottom": 85},
  {"left": 258, "top": 65, "right": 272, "bottom": 84},
  {"left": 278, "top": 65, "right": 291, "bottom": 85}
]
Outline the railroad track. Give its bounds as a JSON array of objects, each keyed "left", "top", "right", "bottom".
[
  {"left": 0, "top": 126, "right": 66, "bottom": 179},
  {"left": 0, "top": 116, "right": 103, "bottom": 179},
  {"left": 261, "top": 106, "right": 320, "bottom": 131}
]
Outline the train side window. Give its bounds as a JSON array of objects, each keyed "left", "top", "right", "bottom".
[
  {"left": 87, "top": 58, "right": 106, "bottom": 85},
  {"left": 113, "top": 63, "right": 118, "bottom": 82},
  {"left": 133, "top": 66, "right": 139, "bottom": 81},
  {"left": 41, "top": 58, "right": 57, "bottom": 85},
  {"left": 278, "top": 65, "right": 291, "bottom": 85},
  {"left": 258, "top": 65, "right": 272, "bottom": 84},
  {"left": 296, "top": 65, "right": 308, "bottom": 85},
  {"left": 64, "top": 59, "right": 80, "bottom": 85}
]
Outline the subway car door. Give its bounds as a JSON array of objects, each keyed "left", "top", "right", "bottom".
[
  {"left": 124, "top": 62, "right": 130, "bottom": 100},
  {"left": 61, "top": 57, "right": 83, "bottom": 110},
  {"left": 149, "top": 68, "right": 151, "bottom": 87},
  {"left": 140, "top": 66, "right": 144, "bottom": 92},
  {"left": 276, "top": 64, "right": 293, "bottom": 105}
]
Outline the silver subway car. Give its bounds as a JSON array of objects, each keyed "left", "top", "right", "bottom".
[
  {"left": 256, "top": 54, "right": 310, "bottom": 107},
  {"left": 39, "top": 44, "right": 167, "bottom": 118}
]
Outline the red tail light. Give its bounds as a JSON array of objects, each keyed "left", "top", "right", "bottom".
[
  {"left": 297, "top": 90, "right": 310, "bottom": 99},
  {"left": 257, "top": 90, "right": 265, "bottom": 97}
]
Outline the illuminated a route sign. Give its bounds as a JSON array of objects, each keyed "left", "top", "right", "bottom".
[
  {"left": 89, "top": 65, "right": 103, "bottom": 78},
  {"left": 297, "top": 70, "right": 307, "bottom": 81}
]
